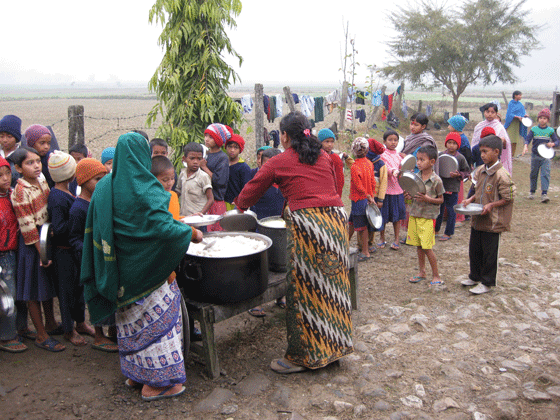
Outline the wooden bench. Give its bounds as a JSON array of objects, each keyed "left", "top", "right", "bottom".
[{"left": 183, "top": 248, "right": 359, "bottom": 379}]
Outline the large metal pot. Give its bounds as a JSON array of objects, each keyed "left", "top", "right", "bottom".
[
  {"left": 256, "top": 216, "right": 288, "bottom": 272},
  {"left": 177, "top": 232, "right": 272, "bottom": 304}
]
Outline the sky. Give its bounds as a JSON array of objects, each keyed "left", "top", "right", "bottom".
[{"left": 2, "top": 0, "right": 559, "bottom": 91}]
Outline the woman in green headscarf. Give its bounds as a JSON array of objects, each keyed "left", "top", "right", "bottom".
[{"left": 81, "top": 132, "right": 202, "bottom": 401}]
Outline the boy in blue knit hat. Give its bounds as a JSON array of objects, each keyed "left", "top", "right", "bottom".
[
  {"left": 101, "top": 147, "right": 116, "bottom": 173},
  {"left": 447, "top": 114, "right": 473, "bottom": 167}
]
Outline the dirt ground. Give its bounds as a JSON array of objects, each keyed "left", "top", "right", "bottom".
[{"left": 2, "top": 94, "right": 560, "bottom": 419}]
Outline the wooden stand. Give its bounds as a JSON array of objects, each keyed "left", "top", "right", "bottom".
[{"left": 183, "top": 248, "right": 359, "bottom": 379}]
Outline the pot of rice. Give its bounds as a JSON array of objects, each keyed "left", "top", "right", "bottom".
[
  {"left": 177, "top": 232, "right": 272, "bottom": 304},
  {"left": 256, "top": 216, "right": 288, "bottom": 272}
]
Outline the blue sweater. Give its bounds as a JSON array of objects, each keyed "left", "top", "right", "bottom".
[
  {"left": 225, "top": 161, "right": 252, "bottom": 203},
  {"left": 525, "top": 125, "right": 559, "bottom": 155},
  {"left": 68, "top": 197, "right": 90, "bottom": 263},
  {"left": 47, "top": 188, "right": 75, "bottom": 248},
  {"left": 248, "top": 168, "right": 285, "bottom": 219},
  {"left": 206, "top": 151, "right": 229, "bottom": 202}
]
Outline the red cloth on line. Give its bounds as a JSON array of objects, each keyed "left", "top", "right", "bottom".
[
  {"left": 329, "top": 152, "right": 345, "bottom": 198},
  {"left": 388, "top": 94, "right": 394, "bottom": 112}
]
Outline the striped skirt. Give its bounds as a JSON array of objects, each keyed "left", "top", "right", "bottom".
[
  {"left": 116, "top": 280, "right": 185, "bottom": 388},
  {"left": 284, "top": 206, "right": 353, "bottom": 369}
]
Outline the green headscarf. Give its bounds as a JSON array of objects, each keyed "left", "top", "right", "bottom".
[{"left": 81, "top": 132, "right": 192, "bottom": 324}]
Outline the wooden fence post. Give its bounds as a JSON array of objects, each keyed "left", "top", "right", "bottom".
[
  {"left": 283, "top": 86, "right": 296, "bottom": 113},
  {"left": 68, "top": 105, "right": 84, "bottom": 148},
  {"left": 254, "top": 84, "right": 264, "bottom": 151},
  {"left": 417, "top": 100, "right": 423, "bottom": 113},
  {"left": 339, "top": 81, "right": 349, "bottom": 130}
]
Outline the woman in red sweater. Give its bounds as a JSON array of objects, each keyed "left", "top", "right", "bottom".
[{"left": 236, "top": 112, "right": 353, "bottom": 374}]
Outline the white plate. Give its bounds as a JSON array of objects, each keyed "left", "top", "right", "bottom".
[
  {"left": 557, "top": 126, "right": 560, "bottom": 137},
  {"left": 537, "top": 144, "right": 555, "bottom": 159},
  {"left": 454, "top": 203, "right": 484, "bottom": 215},
  {"left": 366, "top": 204, "right": 383, "bottom": 230},
  {"left": 39, "top": 223, "right": 53, "bottom": 265},
  {"left": 400, "top": 155, "right": 416, "bottom": 172},
  {"left": 521, "top": 117, "right": 532, "bottom": 127},
  {"left": 396, "top": 136, "right": 405, "bottom": 154},
  {"left": 180, "top": 214, "right": 223, "bottom": 227},
  {"left": 398, "top": 171, "right": 426, "bottom": 196}
]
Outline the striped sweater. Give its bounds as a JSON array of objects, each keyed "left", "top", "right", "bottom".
[{"left": 11, "top": 178, "right": 50, "bottom": 245}]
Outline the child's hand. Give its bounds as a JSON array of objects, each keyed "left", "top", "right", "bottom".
[
  {"left": 547, "top": 142, "right": 555, "bottom": 148},
  {"left": 522, "top": 144, "right": 528, "bottom": 156},
  {"left": 376, "top": 202, "right": 383, "bottom": 209},
  {"left": 403, "top": 191, "right": 412, "bottom": 200},
  {"left": 414, "top": 192, "right": 428, "bottom": 202},
  {"left": 481, "top": 203, "right": 493, "bottom": 215},
  {"left": 190, "top": 227, "right": 203, "bottom": 243},
  {"left": 449, "top": 170, "right": 461, "bottom": 178},
  {"left": 199, "top": 159, "right": 208, "bottom": 170},
  {"left": 462, "top": 197, "right": 474, "bottom": 207},
  {"left": 40, "top": 259, "right": 52, "bottom": 268}
]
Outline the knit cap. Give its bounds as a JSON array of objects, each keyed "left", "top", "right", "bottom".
[
  {"left": 256, "top": 145, "right": 272, "bottom": 154},
  {"left": 318, "top": 128, "right": 335, "bottom": 143},
  {"left": 0, "top": 115, "right": 22, "bottom": 142},
  {"left": 101, "top": 147, "right": 116, "bottom": 164},
  {"left": 445, "top": 132, "right": 462, "bottom": 148},
  {"left": 0, "top": 156, "right": 10, "bottom": 170},
  {"left": 368, "top": 138, "right": 385, "bottom": 155},
  {"left": 447, "top": 114, "right": 468, "bottom": 132},
  {"left": 480, "top": 127, "right": 496, "bottom": 138},
  {"left": 352, "top": 137, "right": 369, "bottom": 155},
  {"left": 76, "top": 158, "right": 108, "bottom": 186},
  {"left": 48, "top": 151, "right": 77, "bottom": 183},
  {"left": 538, "top": 108, "right": 551, "bottom": 120},
  {"left": 25, "top": 124, "right": 51, "bottom": 147},
  {"left": 204, "top": 123, "right": 233, "bottom": 148},
  {"left": 225, "top": 134, "right": 245, "bottom": 153}
]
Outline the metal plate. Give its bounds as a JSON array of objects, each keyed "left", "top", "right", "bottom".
[
  {"left": 180, "top": 214, "right": 223, "bottom": 227},
  {"left": 436, "top": 154, "right": 459, "bottom": 178},
  {"left": 39, "top": 223, "right": 52, "bottom": 266},
  {"left": 400, "top": 155, "right": 416, "bottom": 172},
  {"left": 220, "top": 209, "right": 258, "bottom": 231},
  {"left": 398, "top": 171, "right": 426, "bottom": 196},
  {"left": 537, "top": 144, "right": 555, "bottom": 159},
  {"left": 454, "top": 203, "right": 484, "bottom": 215},
  {"left": 0, "top": 279, "right": 15, "bottom": 318},
  {"left": 366, "top": 204, "right": 383, "bottom": 229},
  {"left": 396, "top": 136, "right": 405, "bottom": 154},
  {"left": 521, "top": 117, "right": 532, "bottom": 127}
]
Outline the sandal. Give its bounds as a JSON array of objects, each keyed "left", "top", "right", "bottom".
[
  {"left": 270, "top": 358, "right": 307, "bottom": 374},
  {"left": 142, "top": 385, "right": 186, "bottom": 401},
  {"left": 248, "top": 308, "right": 266, "bottom": 318},
  {"left": 409, "top": 276, "right": 426, "bottom": 283},
  {"left": 430, "top": 280, "right": 444, "bottom": 285},
  {"left": 276, "top": 298, "right": 287, "bottom": 309},
  {"left": 0, "top": 340, "right": 28, "bottom": 353},
  {"left": 92, "top": 342, "right": 119, "bottom": 353},
  {"left": 357, "top": 253, "right": 370, "bottom": 262},
  {"left": 390, "top": 242, "right": 400, "bottom": 251},
  {"left": 438, "top": 235, "right": 452, "bottom": 241},
  {"left": 18, "top": 329, "right": 38, "bottom": 341},
  {"left": 368, "top": 246, "right": 377, "bottom": 253},
  {"left": 35, "top": 337, "right": 65, "bottom": 352},
  {"left": 377, "top": 242, "right": 386, "bottom": 249}
]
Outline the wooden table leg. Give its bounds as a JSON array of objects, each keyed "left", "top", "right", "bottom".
[
  {"left": 349, "top": 251, "right": 359, "bottom": 311},
  {"left": 198, "top": 305, "right": 220, "bottom": 379}
]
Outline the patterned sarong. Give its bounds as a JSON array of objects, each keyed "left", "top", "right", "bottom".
[
  {"left": 116, "top": 280, "right": 185, "bottom": 387},
  {"left": 285, "top": 206, "right": 353, "bottom": 369}
]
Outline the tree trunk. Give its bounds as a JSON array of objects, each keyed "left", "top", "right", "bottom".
[
  {"left": 339, "top": 81, "right": 349, "bottom": 130},
  {"left": 254, "top": 84, "right": 264, "bottom": 151},
  {"left": 452, "top": 95, "right": 459, "bottom": 115},
  {"left": 283, "top": 86, "right": 296, "bottom": 113},
  {"left": 68, "top": 105, "right": 84, "bottom": 148}
]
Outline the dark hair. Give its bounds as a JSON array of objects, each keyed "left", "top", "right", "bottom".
[
  {"left": 410, "top": 113, "right": 429, "bottom": 127},
  {"left": 150, "top": 138, "right": 168, "bottom": 152},
  {"left": 279, "top": 112, "right": 321, "bottom": 165},
  {"left": 482, "top": 103, "right": 499, "bottom": 113},
  {"left": 133, "top": 130, "right": 149, "bottom": 141},
  {"left": 479, "top": 134, "right": 502, "bottom": 153},
  {"left": 417, "top": 145, "right": 438, "bottom": 161},
  {"left": 262, "top": 148, "right": 282, "bottom": 160},
  {"left": 183, "top": 142, "right": 203, "bottom": 156},
  {"left": 69, "top": 144, "right": 88, "bottom": 157},
  {"left": 150, "top": 155, "right": 174, "bottom": 177},
  {"left": 383, "top": 129, "right": 399, "bottom": 141},
  {"left": 11, "top": 146, "right": 39, "bottom": 167},
  {"left": 512, "top": 90, "right": 522, "bottom": 99}
]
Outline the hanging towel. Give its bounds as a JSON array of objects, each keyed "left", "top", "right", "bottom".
[
  {"left": 300, "top": 95, "right": 315, "bottom": 118},
  {"left": 347, "top": 86, "right": 355, "bottom": 103},
  {"left": 325, "top": 89, "right": 341, "bottom": 105},
  {"left": 263, "top": 95, "right": 270, "bottom": 116},
  {"left": 241, "top": 94, "right": 253, "bottom": 113},
  {"left": 372, "top": 90, "right": 382, "bottom": 106},
  {"left": 346, "top": 108, "right": 353, "bottom": 122},
  {"left": 314, "top": 97, "right": 324, "bottom": 122},
  {"left": 275, "top": 94, "right": 283, "bottom": 118},
  {"left": 387, "top": 94, "right": 394, "bottom": 112}
]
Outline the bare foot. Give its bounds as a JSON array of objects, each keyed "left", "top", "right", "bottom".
[
  {"left": 75, "top": 323, "right": 95, "bottom": 338},
  {"left": 0, "top": 339, "right": 28, "bottom": 352},
  {"left": 65, "top": 330, "right": 88, "bottom": 346}
]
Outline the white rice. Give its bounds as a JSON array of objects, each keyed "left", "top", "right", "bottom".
[
  {"left": 187, "top": 235, "right": 267, "bottom": 258},
  {"left": 259, "top": 219, "right": 286, "bottom": 228}
]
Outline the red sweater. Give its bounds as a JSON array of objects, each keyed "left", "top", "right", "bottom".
[
  {"left": 329, "top": 152, "right": 345, "bottom": 197},
  {"left": 236, "top": 148, "right": 343, "bottom": 212},
  {"left": 0, "top": 191, "right": 19, "bottom": 251},
  {"left": 349, "top": 157, "right": 376, "bottom": 202}
]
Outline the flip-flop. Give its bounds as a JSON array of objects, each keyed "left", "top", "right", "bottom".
[
  {"left": 270, "top": 358, "right": 307, "bottom": 374},
  {"left": 46, "top": 323, "right": 64, "bottom": 336},
  {"left": 377, "top": 242, "right": 386, "bottom": 249},
  {"left": 409, "top": 276, "right": 426, "bottom": 283},
  {"left": 142, "top": 385, "right": 185, "bottom": 402},
  {"left": 18, "top": 329, "right": 38, "bottom": 340},
  {"left": 276, "top": 298, "right": 287, "bottom": 309},
  {"left": 125, "top": 378, "right": 143, "bottom": 389},
  {"left": 438, "top": 235, "right": 452, "bottom": 241},
  {"left": 92, "top": 342, "right": 119, "bottom": 353},
  {"left": 430, "top": 280, "right": 445, "bottom": 285},
  {"left": 357, "top": 253, "right": 370, "bottom": 262},
  {"left": 0, "top": 341, "right": 28, "bottom": 353},
  {"left": 35, "top": 337, "right": 65, "bottom": 352},
  {"left": 368, "top": 246, "right": 377, "bottom": 253},
  {"left": 390, "top": 242, "right": 400, "bottom": 251},
  {"left": 248, "top": 308, "right": 266, "bottom": 318}
]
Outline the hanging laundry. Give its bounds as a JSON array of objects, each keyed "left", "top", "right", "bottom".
[
  {"left": 425, "top": 104, "right": 433, "bottom": 116},
  {"left": 396, "top": 85, "right": 403, "bottom": 96},
  {"left": 300, "top": 95, "right": 315, "bottom": 118},
  {"left": 267, "top": 95, "right": 277, "bottom": 123},
  {"left": 347, "top": 86, "right": 355, "bottom": 103},
  {"left": 263, "top": 95, "right": 270, "bottom": 116},
  {"left": 387, "top": 94, "right": 394, "bottom": 113},
  {"left": 325, "top": 89, "right": 341, "bottom": 105},
  {"left": 491, "top": 100, "right": 501, "bottom": 111},
  {"left": 269, "top": 130, "right": 280, "bottom": 148},
  {"left": 356, "top": 91, "right": 365, "bottom": 105},
  {"left": 346, "top": 108, "right": 353, "bottom": 122},
  {"left": 263, "top": 127, "right": 269, "bottom": 146},
  {"left": 292, "top": 93, "right": 299, "bottom": 104},
  {"left": 382, "top": 95, "right": 389, "bottom": 109},
  {"left": 402, "top": 101, "right": 409, "bottom": 118},
  {"left": 275, "top": 94, "right": 283, "bottom": 118},
  {"left": 372, "top": 90, "right": 382, "bottom": 106},
  {"left": 314, "top": 97, "right": 324, "bottom": 122},
  {"left": 354, "top": 109, "right": 366, "bottom": 123},
  {"left": 241, "top": 94, "right": 253, "bottom": 113}
]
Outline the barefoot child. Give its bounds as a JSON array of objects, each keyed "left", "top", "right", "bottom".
[
  {"left": 522, "top": 108, "right": 559, "bottom": 203},
  {"left": 405, "top": 146, "right": 444, "bottom": 285},
  {"left": 348, "top": 138, "right": 376, "bottom": 261},
  {"left": 0, "top": 157, "right": 28, "bottom": 353},
  {"left": 68, "top": 158, "right": 117, "bottom": 352},
  {"left": 461, "top": 135, "right": 515, "bottom": 294},
  {"left": 11, "top": 146, "right": 64, "bottom": 352},
  {"left": 379, "top": 130, "right": 407, "bottom": 250},
  {"left": 224, "top": 134, "right": 251, "bottom": 210}
]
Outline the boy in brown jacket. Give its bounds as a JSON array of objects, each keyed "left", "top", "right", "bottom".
[{"left": 460, "top": 135, "right": 516, "bottom": 294}]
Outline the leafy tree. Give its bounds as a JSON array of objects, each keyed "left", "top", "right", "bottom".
[
  {"left": 147, "top": 0, "right": 243, "bottom": 162},
  {"left": 382, "top": 0, "right": 539, "bottom": 115}
]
